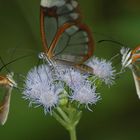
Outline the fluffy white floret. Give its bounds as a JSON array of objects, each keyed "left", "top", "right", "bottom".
[
  {"left": 58, "top": 67, "right": 87, "bottom": 89},
  {"left": 87, "top": 57, "right": 116, "bottom": 85},
  {"left": 23, "top": 65, "right": 63, "bottom": 113},
  {"left": 71, "top": 83, "right": 100, "bottom": 110}
]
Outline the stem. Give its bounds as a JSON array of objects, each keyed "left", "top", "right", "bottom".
[
  {"left": 69, "top": 126, "right": 77, "bottom": 140},
  {"left": 56, "top": 107, "right": 70, "bottom": 123},
  {"left": 52, "top": 111, "right": 67, "bottom": 128},
  {"left": 53, "top": 107, "right": 82, "bottom": 140}
]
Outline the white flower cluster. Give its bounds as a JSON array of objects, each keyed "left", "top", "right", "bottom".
[
  {"left": 58, "top": 67, "right": 100, "bottom": 108},
  {"left": 58, "top": 67, "right": 87, "bottom": 89},
  {"left": 23, "top": 65, "right": 63, "bottom": 113},
  {"left": 71, "top": 83, "right": 100, "bottom": 110},
  {"left": 87, "top": 57, "right": 116, "bottom": 85},
  {"left": 23, "top": 56, "right": 116, "bottom": 113}
]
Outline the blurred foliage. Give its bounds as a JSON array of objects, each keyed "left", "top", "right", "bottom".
[{"left": 0, "top": 0, "right": 140, "bottom": 140}]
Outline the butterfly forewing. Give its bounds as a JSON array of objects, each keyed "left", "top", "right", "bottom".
[
  {"left": 40, "top": 0, "right": 80, "bottom": 50},
  {"left": 40, "top": 0, "right": 94, "bottom": 64}
]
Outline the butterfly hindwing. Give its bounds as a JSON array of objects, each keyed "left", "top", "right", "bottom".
[{"left": 55, "top": 24, "right": 94, "bottom": 64}]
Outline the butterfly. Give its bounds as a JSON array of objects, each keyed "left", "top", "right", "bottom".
[
  {"left": 0, "top": 72, "right": 17, "bottom": 125},
  {"left": 0, "top": 55, "right": 29, "bottom": 125},
  {"left": 39, "top": 0, "right": 94, "bottom": 73},
  {"left": 0, "top": 57, "right": 17, "bottom": 125},
  {"left": 120, "top": 45, "right": 140, "bottom": 99}
]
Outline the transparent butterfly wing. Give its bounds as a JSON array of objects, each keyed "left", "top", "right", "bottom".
[
  {"left": 40, "top": 0, "right": 81, "bottom": 49},
  {"left": 54, "top": 24, "right": 94, "bottom": 64},
  {"left": 40, "top": 0, "right": 94, "bottom": 64},
  {"left": 0, "top": 87, "right": 12, "bottom": 125},
  {"left": 131, "top": 63, "right": 140, "bottom": 99}
]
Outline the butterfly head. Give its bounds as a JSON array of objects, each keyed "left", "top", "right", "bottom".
[
  {"left": 6, "top": 72, "right": 17, "bottom": 88},
  {"left": 38, "top": 52, "right": 46, "bottom": 60},
  {"left": 120, "top": 47, "right": 132, "bottom": 71},
  {"left": 38, "top": 52, "right": 54, "bottom": 67}
]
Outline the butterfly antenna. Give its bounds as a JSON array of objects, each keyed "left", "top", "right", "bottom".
[
  {"left": 0, "top": 55, "right": 31, "bottom": 72},
  {"left": 0, "top": 57, "right": 10, "bottom": 73},
  {"left": 98, "top": 39, "right": 127, "bottom": 47},
  {"left": 109, "top": 53, "right": 120, "bottom": 61}
]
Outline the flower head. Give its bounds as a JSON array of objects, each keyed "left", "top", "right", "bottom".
[
  {"left": 70, "top": 82, "right": 100, "bottom": 110},
  {"left": 58, "top": 67, "right": 87, "bottom": 89},
  {"left": 23, "top": 64, "right": 63, "bottom": 113},
  {"left": 87, "top": 57, "right": 116, "bottom": 85}
]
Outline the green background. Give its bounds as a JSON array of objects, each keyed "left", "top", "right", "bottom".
[{"left": 0, "top": 0, "right": 140, "bottom": 140}]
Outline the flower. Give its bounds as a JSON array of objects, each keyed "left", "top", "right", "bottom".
[
  {"left": 23, "top": 63, "right": 101, "bottom": 113},
  {"left": 86, "top": 57, "right": 116, "bottom": 85},
  {"left": 23, "top": 64, "right": 63, "bottom": 113},
  {"left": 55, "top": 65, "right": 100, "bottom": 109},
  {"left": 70, "top": 82, "right": 100, "bottom": 110},
  {"left": 58, "top": 67, "right": 88, "bottom": 89}
]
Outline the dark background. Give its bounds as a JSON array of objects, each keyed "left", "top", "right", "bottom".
[{"left": 0, "top": 0, "right": 140, "bottom": 140}]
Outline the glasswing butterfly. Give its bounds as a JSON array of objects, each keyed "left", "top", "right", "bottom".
[
  {"left": 121, "top": 45, "right": 140, "bottom": 99},
  {"left": 0, "top": 55, "right": 29, "bottom": 125},
  {"left": 0, "top": 58, "right": 17, "bottom": 125},
  {"left": 98, "top": 39, "right": 140, "bottom": 99},
  {"left": 39, "top": 0, "right": 94, "bottom": 73},
  {"left": 0, "top": 72, "right": 16, "bottom": 125}
]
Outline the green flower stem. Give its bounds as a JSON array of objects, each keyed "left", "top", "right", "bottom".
[
  {"left": 73, "top": 111, "right": 82, "bottom": 126},
  {"left": 69, "top": 126, "right": 77, "bottom": 140},
  {"left": 56, "top": 107, "right": 70, "bottom": 123},
  {"left": 53, "top": 106, "right": 82, "bottom": 140},
  {"left": 52, "top": 111, "right": 67, "bottom": 128}
]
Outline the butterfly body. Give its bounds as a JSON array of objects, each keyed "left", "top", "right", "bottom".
[
  {"left": 0, "top": 51, "right": 30, "bottom": 125},
  {"left": 39, "top": 51, "right": 94, "bottom": 74}
]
